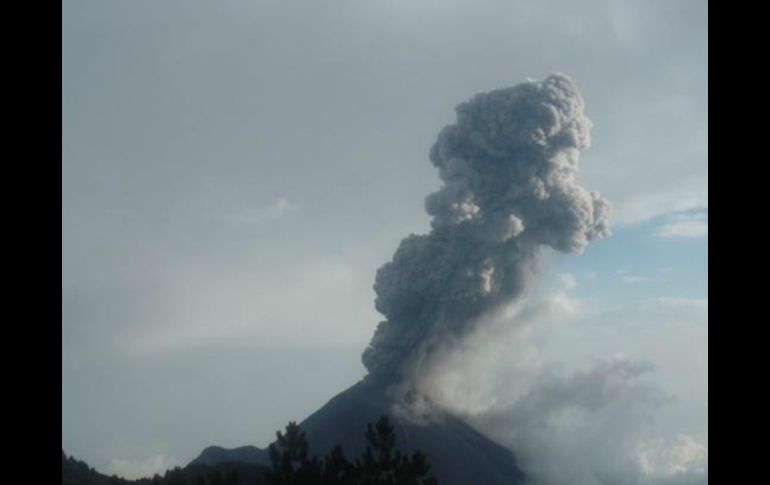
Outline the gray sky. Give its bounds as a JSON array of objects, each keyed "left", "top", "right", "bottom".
[{"left": 62, "top": 0, "right": 707, "bottom": 481}]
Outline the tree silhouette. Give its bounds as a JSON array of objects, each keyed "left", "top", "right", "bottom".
[
  {"left": 266, "top": 422, "right": 322, "bottom": 484},
  {"left": 225, "top": 468, "right": 239, "bottom": 485},
  {"left": 266, "top": 416, "right": 437, "bottom": 485},
  {"left": 356, "top": 416, "right": 437, "bottom": 485},
  {"left": 322, "top": 445, "right": 356, "bottom": 485}
]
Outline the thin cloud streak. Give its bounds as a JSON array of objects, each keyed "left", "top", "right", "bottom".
[
  {"left": 224, "top": 197, "right": 296, "bottom": 225},
  {"left": 655, "top": 211, "right": 708, "bottom": 239}
]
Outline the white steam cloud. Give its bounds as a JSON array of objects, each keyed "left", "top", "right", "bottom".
[
  {"left": 106, "top": 454, "right": 182, "bottom": 480},
  {"left": 414, "top": 295, "right": 707, "bottom": 485}
]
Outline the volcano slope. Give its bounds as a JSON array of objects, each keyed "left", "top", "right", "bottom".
[
  {"left": 193, "top": 74, "right": 609, "bottom": 485},
  {"left": 192, "top": 376, "right": 526, "bottom": 485}
]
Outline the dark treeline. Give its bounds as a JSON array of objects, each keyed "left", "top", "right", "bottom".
[
  {"left": 63, "top": 416, "right": 437, "bottom": 485},
  {"left": 267, "top": 416, "right": 437, "bottom": 485},
  {"left": 63, "top": 450, "right": 260, "bottom": 485}
]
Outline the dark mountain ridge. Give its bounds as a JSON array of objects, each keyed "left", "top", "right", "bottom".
[
  {"left": 194, "top": 445, "right": 267, "bottom": 467},
  {"left": 191, "top": 377, "right": 526, "bottom": 485}
]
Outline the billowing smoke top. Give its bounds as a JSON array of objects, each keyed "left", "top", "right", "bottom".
[{"left": 363, "top": 74, "right": 610, "bottom": 379}]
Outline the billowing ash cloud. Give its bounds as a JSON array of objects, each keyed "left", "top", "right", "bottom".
[{"left": 362, "top": 74, "right": 610, "bottom": 378}]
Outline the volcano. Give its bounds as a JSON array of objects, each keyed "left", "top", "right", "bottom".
[
  {"left": 193, "top": 74, "right": 608, "bottom": 485},
  {"left": 191, "top": 376, "right": 526, "bottom": 485}
]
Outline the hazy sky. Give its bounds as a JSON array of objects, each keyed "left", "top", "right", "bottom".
[{"left": 62, "top": 0, "right": 707, "bottom": 481}]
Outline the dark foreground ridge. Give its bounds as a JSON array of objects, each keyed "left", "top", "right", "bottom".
[
  {"left": 191, "top": 378, "right": 526, "bottom": 485},
  {"left": 63, "top": 450, "right": 269, "bottom": 485},
  {"left": 195, "top": 445, "right": 267, "bottom": 466}
]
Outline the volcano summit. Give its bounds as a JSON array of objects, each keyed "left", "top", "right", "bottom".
[{"left": 192, "top": 74, "right": 610, "bottom": 485}]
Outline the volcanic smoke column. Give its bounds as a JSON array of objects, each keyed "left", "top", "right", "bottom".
[{"left": 362, "top": 74, "right": 610, "bottom": 380}]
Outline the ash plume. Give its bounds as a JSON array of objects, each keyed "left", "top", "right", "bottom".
[{"left": 362, "top": 74, "right": 610, "bottom": 380}]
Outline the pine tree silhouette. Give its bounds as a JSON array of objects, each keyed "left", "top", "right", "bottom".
[
  {"left": 322, "top": 445, "right": 356, "bottom": 485},
  {"left": 266, "top": 422, "right": 322, "bottom": 484},
  {"left": 357, "top": 416, "right": 437, "bottom": 485},
  {"left": 266, "top": 416, "right": 437, "bottom": 485}
]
